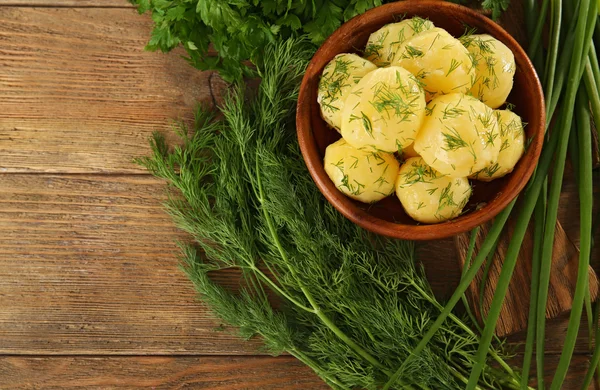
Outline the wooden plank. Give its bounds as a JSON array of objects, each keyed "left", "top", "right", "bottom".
[
  {"left": 0, "top": 7, "right": 227, "bottom": 174},
  {"left": 0, "top": 1, "right": 131, "bottom": 6},
  {"left": 0, "top": 354, "right": 597, "bottom": 389},
  {"left": 0, "top": 173, "right": 596, "bottom": 357},
  {"left": 0, "top": 356, "right": 326, "bottom": 389},
  {"left": 0, "top": 174, "right": 264, "bottom": 355}
]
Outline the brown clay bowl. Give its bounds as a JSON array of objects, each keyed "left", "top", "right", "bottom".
[{"left": 296, "top": 0, "right": 545, "bottom": 240}]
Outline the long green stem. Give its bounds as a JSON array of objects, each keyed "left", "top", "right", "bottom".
[
  {"left": 543, "top": 0, "right": 562, "bottom": 99},
  {"left": 581, "top": 319, "right": 600, "bottom": 390},
  {"left": 524, "top": 0, "right": 544, "bottom": 70},
  {"left": 521, "top": 191, "right": 546, "bottom": 389},
  {"left": 464, "top": 100, "right": 565, "bottom": 388},
  {"left": 550, "top": 87, "right": 594, "bottom": 390},
  {"left": 478, "top": 234, "right": 501, "bottom": 322},
  {"left": 461, "top": 227, "right": 482, "bottom": 332},
  {"left": 255, "top": 152, "right": 391, "bottom": 375},
  {"left": 583, "top": 60, "right": 600, "bottom": 147},
  {"left": 382, "top": 202, "right": 517, "bottom": 390},
  {"left": 536, "top": 2, "right": 592, "bottom": 386},
  {"left": 528, "top": 0, "right": 550, "bottom": 66}
]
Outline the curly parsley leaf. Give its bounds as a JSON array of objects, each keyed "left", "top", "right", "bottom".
[{"left": 130, "top": 0, "right": 509, "bottom": 81}]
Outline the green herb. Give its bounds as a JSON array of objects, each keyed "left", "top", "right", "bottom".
[
  {"left": 138, "top": 38, "right": 522, "bottom": 390},
  {"left": 365, "top": 29, "right": 389, "bottom": 63},
  {"left": 349, "top": 111, "right": 374, "bottom": 137},
  {"left": 402, "top": 45, "right": 425, "bottom": 59},
  {"left": 319, "top": 57, "right": 354, "bottom": 113},
  {"left": 446, "top": 59, "right": 463, "bottom": 76}
]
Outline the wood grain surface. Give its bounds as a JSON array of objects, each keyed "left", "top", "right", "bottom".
[
  {"left": 1, "top": 2, "right": 599, "bottom": 389},
  {"left": 0, "top": 7, "right": 226, "bottom": 174},
  {"left": 0, "top": 1, "right": 130, "bottom": 6},
  {"left": 0, "top": 354, "right": 597, "bottom": 389},
  {"left": 0, "top": 356, "right": 326, "bottom": 389}
]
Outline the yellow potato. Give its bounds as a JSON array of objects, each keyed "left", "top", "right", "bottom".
[
  {"left": 324, "top": 138, "right": 400, "bottom": 203},
  {"left": 395, "top": 28, "right": 475, "bottom": 101},
  {"left": 318, "top": 54, "right": 378, "bottom": 131},
  {"left": 341, "top": 66, "right": 426, "bottom": 153},
  {"left": 461, "top": 34, "right": 515, "bottom": 108},
  {"left": 365, "top": 17, "right": 435, "bottom": 66},
  {"left": 470, "top": 109, "right": 525, "bottom": 181},
  {"left": 396, "top": 157, "right": 471, "bottom": 223},
  {"left": 413, "top": 93, "right": 500, "bottom": 177}
]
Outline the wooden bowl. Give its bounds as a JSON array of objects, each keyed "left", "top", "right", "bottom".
[{"left": 296, "top": 0, "right": 545, "bottom": 240}]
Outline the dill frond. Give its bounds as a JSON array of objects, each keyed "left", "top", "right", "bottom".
[{"left": 138, "top": 38, "right": 522, "bottom": 390}]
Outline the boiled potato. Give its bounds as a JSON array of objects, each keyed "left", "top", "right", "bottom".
[
  {"left": 324, "top": 139, "right": 400, "bottom": 203},
  {"left": 395, "top": 28, "right": 475, "bottom": 101},
  {"left": 341, "top": 66, "right": 426, "bottom": 153},
  {"left": 413, "top": 93, "right": 500, "bottom": 177},
  {"left": 318, "top": 54, "right": 378, "bottom": 131},
  {"left": 470, "top": 109, "right": 525, "bottom": 181},
  {"left": 461, "top": 34, "right": 515, "bottom": 108},
  {"left": 365, "top": 17, "right": 435, "bottom": 66},
  {"left": 396, "top": 157, "right": 471, "bottom": 223}
]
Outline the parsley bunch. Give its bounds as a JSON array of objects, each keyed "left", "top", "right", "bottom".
[
  {"left": 131, "top": 0, "right": 510, "bottom": 82},
  {"left": 130, "top": 0, "right": 386, "bottom": 82}
]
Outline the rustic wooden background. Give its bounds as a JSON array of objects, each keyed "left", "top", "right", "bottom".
[{"left": 0, "top": 1, "right": 599, "bottom": 388}]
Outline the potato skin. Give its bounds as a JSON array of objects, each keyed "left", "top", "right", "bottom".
[
  {"left": 324, "top": 139, "right": 400, "bottom": 203},
  {"left": 365, "top": 17, "right": 435, "bottom": 66},
  {"left": 461, "top": 34, "right": 515, "bottom": 108},
  {"left": 395, "top": 28, "right": 475, "bottom": 101},
  {"left": 341, "top": 66, "right": 426, "bottom": 153},
  {"left": 470, "top": 109, "right": 525, "bottom": 181},
  {"left": 395, "top": 157, "right": 471, "bottom": 223},
  {"left": 413, "top": 93, "right": 500, "bottom": 178},
  {"left": 318, "top": 54, "right": 378, "bottom": 132}
]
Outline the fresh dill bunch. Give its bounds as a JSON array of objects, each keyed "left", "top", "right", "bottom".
[{"left": 137, "top": 38, "right": 522, "bottom": 389}]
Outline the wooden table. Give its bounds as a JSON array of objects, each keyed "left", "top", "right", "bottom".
[{"left": 0, "top": 1, "right": 598, "bottom": 388}]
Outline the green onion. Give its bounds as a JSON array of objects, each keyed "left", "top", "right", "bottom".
[
  {"left": 543, "top": 0, "right": 562, "bottom": 99},
  {"left": 528, "top": 0, "right": 549, "bottom": 68},
  {"left": 465, "top": 123, "right": 561, "bottom": 389},
  {"left": 461, "top": 227, "right": 483, "bottom": 332},
  {"left": 551, "top": 87, "right": 593, "bottom": 389},
  {"left": 550, "top": 2, "right": 599, "bottom": 387},
  {"left": 520, "top": 193, "right": 546, "bottom": 389},
  {"left": 536, "top": 1, "right": 593, "bottom": 386},
  {"left": 478, "top": 234, "right": 501, "bottom": 322}
]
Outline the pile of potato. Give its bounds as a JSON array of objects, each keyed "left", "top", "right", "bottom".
[{"left": 318, "top": 17, "right": 524, "bottom": 224}]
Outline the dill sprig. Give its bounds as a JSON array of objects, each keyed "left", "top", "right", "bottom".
[
  {"left": 369, "top": 74, "right": 421, "bottom": 123},
  {"left": 137, "top": 38, "right": 522, "bottom": 390},
  {"left": 319, "top": 57, "right": 355, "bottom": 113},
  {"left": 402, "top": 45, "right": 425, "bottom": 59}
]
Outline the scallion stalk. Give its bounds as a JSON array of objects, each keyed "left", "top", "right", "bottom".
[
  {"left": 536, "top": 2, "right": 594, "bottom": 386},
  {"left": 550, "top": 86, "right": 594, "bottom": 390},
  {"left": 464, "top": 109, "right": 565, "bottom": 388},
  {"left": 520, "top": 192, "right": 546, "bottom": 389}
]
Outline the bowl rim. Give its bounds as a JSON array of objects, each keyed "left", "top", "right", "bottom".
[{"left": 296, "top": 0, "right": 545, "bottom": 240}]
